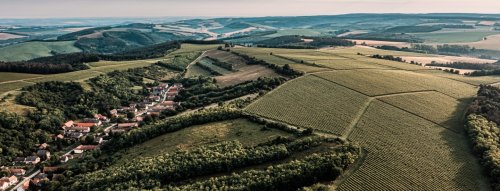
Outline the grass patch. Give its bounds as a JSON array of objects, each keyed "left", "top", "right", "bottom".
[
  {"left": 0, "top": 72, "right": 43, "bottom": 83},
  {"left": 0, "top": 41, "right": 81, "bottom": 62},
  {"left": 115, "top": 118, "right": 293, "bottom": 162}
]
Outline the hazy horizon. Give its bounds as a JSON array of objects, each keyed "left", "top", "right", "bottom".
[{"left": 1, "top": 0, "right": 499, "bottom": 19}]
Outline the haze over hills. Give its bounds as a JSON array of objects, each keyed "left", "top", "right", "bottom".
[{"left": 0, "top": 2, "right": 500, "bottom": 190}]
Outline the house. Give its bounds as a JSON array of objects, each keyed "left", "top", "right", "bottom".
[
  {"left": 81, "top": 119, "right": 102, "bottom": 126},
  {"left": 38, "top": 143, "right": 49, "bottom": 150},
  {"left": 36, "top": 150, "right": 50, "bottom": 160},
  {"left": 55, "top": 134, "right": 64, "bottom": 139},
  {"left": 9, "top": 168, "right": 26, "bottom": 176},
  {"left": 94, "top": 114, "right": 108, "bottom": 121},
  {"left": 16, "top": 180, "right": 30, "bottom": 191},
  {"left": 110, "top": 109, "right": 118, "bottom": 117},
  {"left": 75, "top": 122, "right": 99, "bottom": 128},
  {"left": 120, "top": 107, "right": 138, "bottom": 113},
  {"left": 0, "top": 176, "right": 18, "bottom": 187},
  {"left": 31, "top": 174, "right": 48, "bottom": 186},
  {"left": 25, "top": 156, "right": 40, "bottom": 165},
  {"left": 135, "top": 117, "right": 144, "bottom": 122},
  {"left": 62, "top": 120, "right": 74, "bottom": 129},
  {"left": 42, "top": 167, "right": 59, "bottom": 174},
  {"left": 60, "top": 155, "right": 74, "bottom": 163},
  {"left": 66, "top": 126, "right": 91, "bottom": 133},
  {"left": 94, "top": 137, "right": 104, "bottom": 144},
  {"left": 74, "top": 145, "right": 98, "bottom": 154},
  {"left": 0, "top": 180, "right": 9, "bottom": 190},
  {"left": 13, "top": 157, "right": 25, "bottom": 163},
  {"left": 148, "top": 95, "right": 161, "bottom": 102},
  {"left": 66, "top": 132, "right": 83, "bottom": 139},
  {"left": 117, "top": 123, "right": 138, "bottom": 129}
]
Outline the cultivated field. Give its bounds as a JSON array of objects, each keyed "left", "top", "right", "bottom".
[
  {"left": 401, "top": 55, "right": 496, "bottom": 64},
  {"left": 339, "top": 100, "right": 487, "bottom": 190},
  {"left": 113, "top": 118, "right": 293, "bottom": 163},
  {"left": 239, "top": 45, "right": 487, "bottom": 190},
  {"left": 0, "top": 41, "right": 81, "bottom": 61},
  {"left": 0, "top": 33, "right": 26, "bottom": 40},
  {"left": 314, "top": 70, "right": 477, "bottom": 99},
  {"left": 246, "top": 75, "right": 370, "bottom": 135}
]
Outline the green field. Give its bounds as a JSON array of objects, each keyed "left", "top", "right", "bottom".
[
  {"left": 0, "top": 44, "right": 215, "bottom": 94},
  {"left": 232, "top": 47, "right": 328, "bottom": 73},
  {"left": 416, "top": 31, "right": 500, "bottom": 43},
  {"left": 0, "top": 41, "right": 81, "bottom": 61},
  {"left": 239, "top": 45, "right": 487, "bottom": 190},
  {"left": 0, "top": 72, "right": 43, "bottom": 83},
  {"left": 339, "top": 100, "right": 487, "bottom": 190},
  {"left": 314, "top": 70, "right": 477, "bottom": 99},
  {"left": 197, "top": 58, "right": 232, "bottom": 75},
  {"left": 246, "top": 75, "right": 370, "bottom": 135},
  {"left": 377, "top": 91, "right": 467, "bottom": 132},
  {"left": 115, "top": 118, "right": 293, "bottom": 161}
]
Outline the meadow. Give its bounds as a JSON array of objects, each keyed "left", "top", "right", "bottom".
[
  {"left": 115, "top": 118, "right": 293, "bottom": 161},
  {"left": 0, "top": 41, "right": 81, "bottom": 62}
]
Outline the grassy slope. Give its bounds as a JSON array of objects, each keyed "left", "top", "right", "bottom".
[
  {"left": 0, "top": 44, "right": 218, "bottom": 95},
  {"left": 113, "top": 119, "right": 293, "bottom": 163},
  {"left": 0, "top": 41, "right": 81, "bottom": 62}
]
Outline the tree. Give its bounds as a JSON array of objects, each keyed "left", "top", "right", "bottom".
[{"left": 126, "top": 112, "right": 135, "bottom": 119}]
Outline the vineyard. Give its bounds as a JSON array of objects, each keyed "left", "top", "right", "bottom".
[
  {"left": 232, "top": 47, "right": 327, "bottom": 73},
  {"left": 245, "top": 75, "right": 370, "bottom": 135},
  {"left": 340, "top": 100, "right": 486, "bottom": 190},
  {"left": 314, "top": 70, "right": 477, "bottom": 99},
  {"left": 241, "top": 45, "right": 488, "bottom": 190},
  {"left": 377, "top": 91, "right": 467, "bottom": 132}
]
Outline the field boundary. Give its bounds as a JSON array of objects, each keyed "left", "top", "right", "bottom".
[{"left": 343, "top": 98, "right": 374, "bottom": 139}]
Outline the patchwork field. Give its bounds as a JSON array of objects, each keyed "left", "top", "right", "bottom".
[
  {"left": 415, "top": 30, "right": 500, "bottom": 43},
  {"left": 0, "top": 41, "right": 81, "bottom": 61},
  {"left": 241, "top": 47, "right": 487, "bottom": 189}
]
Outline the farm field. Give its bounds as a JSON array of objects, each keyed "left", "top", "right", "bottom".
[
  {"left": 415, "top": 70, "right": 500, "bottom": 86},
  {"left": 401, "top": 55, "right": 496, "bottom": 65},
  {"left": 197, "top": 58, "right": 232, "bottom": 75},
  {"left": 245, "top": 75, "right": 370, "bottom": 135},
  {"left": 377, "top": 91, "right": 467, "bottom": 132},
  {"left": 0, "top": 32, "right": 26, "bottom": 40},
  {"left": 349, "top": 39, "right": 411, "bottom": 48},
  {"left": 0, "top": 40, "right": 81, "bottom": 62},
  {"left": 0, "top": 81, "right": 33, "bottom": 95},
  {"left": 215, "top": 64, "right": 279, "bottom": 87},
  {"left": 338, "top": 100, "right": 487, "bottom": 190},
  {"left": 185, "top": 64, "right": 214, "bottom": 77},
  {"left": 0, "top": 72, "right": 43, "bottom": 83},
  {"left": 114, "top": 118, "right": 293, "bottom": 162},
  {"left": 450, "top": 34, "right": 500, "bottom": 51},
  {"left": 314, "top": 70, "right": 477, "bottom": 99},
  {"left": 232, "top": 47, "right": 330, "bottom": 73},
  {"left": 415, "top": 30, "right": 500, "bottom": 43}
]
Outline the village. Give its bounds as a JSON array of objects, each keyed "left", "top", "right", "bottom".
[{"left": 0, "top": 83, "right": 182, "bottom": 191}]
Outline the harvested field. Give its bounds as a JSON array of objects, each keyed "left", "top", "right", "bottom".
[
  {"left": 0, "top": 33, "right": 26, "bottom": 40},
  {"left": 401, "top": 55, "right": 496, "bottom": 64},
  {"left": 349, "top": 40, "right": 411, "bottom": 48}
]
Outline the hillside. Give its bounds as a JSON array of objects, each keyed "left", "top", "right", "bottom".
[{"left": 241, "top": 46, "right": 495, "bottom": 190}]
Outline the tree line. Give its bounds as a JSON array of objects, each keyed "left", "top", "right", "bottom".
[
  {"left": 0, "top": 41, "right": 180, "bottom": 74},
  {"left": 466, "top": 85, "right": 500, "bottom": 190}
]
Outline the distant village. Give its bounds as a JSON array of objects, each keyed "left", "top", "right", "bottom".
[{"left": 0, "top": 83, "right": 182, "bottom": 191}]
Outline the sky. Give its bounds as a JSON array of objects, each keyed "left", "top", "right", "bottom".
[{"left": 0, "top": 0, "right": 499, "bottom": 18}]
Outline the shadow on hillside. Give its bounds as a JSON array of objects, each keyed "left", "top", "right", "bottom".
[{"left": 440, "top": 97, "right": 491, "bottom": 190}]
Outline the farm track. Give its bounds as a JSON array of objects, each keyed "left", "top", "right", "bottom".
[
  {"left": 183, "top": 51, "right": 207, "bottom": 78},
  {"left": 343, "top": 98, "right": 374, "bottom": 139}
]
